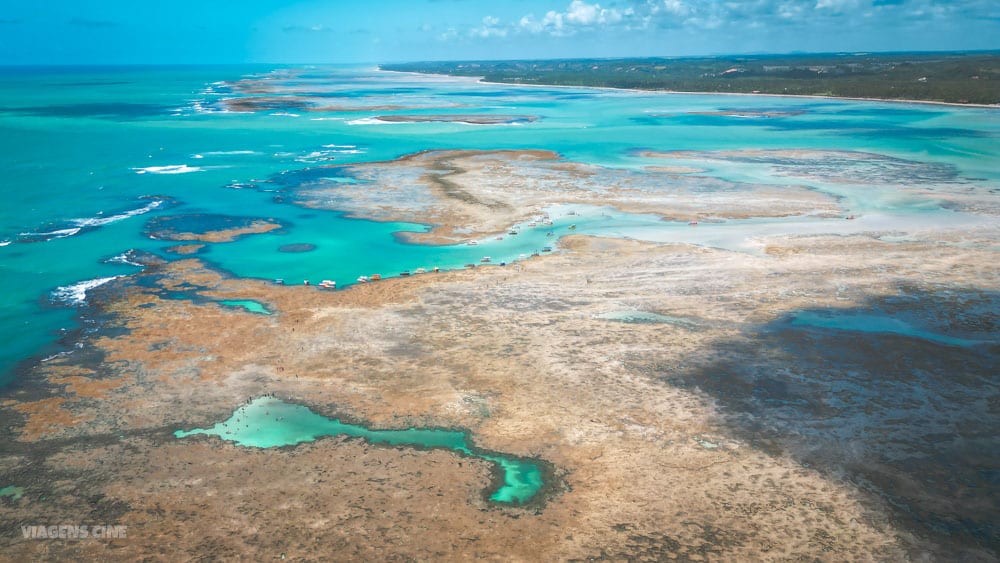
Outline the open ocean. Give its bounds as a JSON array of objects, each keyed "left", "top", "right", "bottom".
[{"left": 1, "top": 64, "right": 998, "bottom": 384}]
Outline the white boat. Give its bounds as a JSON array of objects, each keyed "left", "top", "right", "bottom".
[
  {"left": 357, "top": 276, "right": 369, "bottom": 283},
  {"left": 481, "top": 256, "right": 492, "bottom": 263},
  {"left": 467, "top": 240, "right": 478, "bottom": 246}
]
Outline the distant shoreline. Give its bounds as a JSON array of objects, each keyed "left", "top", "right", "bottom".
[{"left": 380, "top": 69, "right": 1000, "bottom": 110}]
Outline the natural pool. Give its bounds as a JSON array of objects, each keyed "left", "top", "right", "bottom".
[
  {"left": 0, "top": 485, "right": 24, "bottom": 501},
  {"left": 789, "top": 310, "right": 984, "bottom": 347},
  {"left": 218, "top": 300, "right": 272, "bottom": 315},
  {"left": 175, "top": 397, "right": 545, "bottom": 505},
  {"left": 593, "top": 310, "right": 695, "bottom": 327}
]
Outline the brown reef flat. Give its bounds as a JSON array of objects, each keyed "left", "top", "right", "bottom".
[
  {"left": 145, "top": 215, "right": 285, "bottom": 243},
  {"left": 1, "top": 142, "right": 998, "bottom": 560},
  {"left": 1, "top": 223, "right": 997, "bottom": 559},
  {"left": 293, "top": 149, "right": 841, "bottom": 244}
]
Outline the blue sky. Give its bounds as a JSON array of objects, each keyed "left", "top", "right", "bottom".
[{"left": 0, "top": 0, "right": 997, "bottom": 64}]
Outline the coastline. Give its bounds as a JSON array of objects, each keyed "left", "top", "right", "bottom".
[
  {"left": 379, "top": 69, "right": 1000, "bottom": 109},
  {"left": 1, "top": 65, "right": 998, "bottom": 560}
]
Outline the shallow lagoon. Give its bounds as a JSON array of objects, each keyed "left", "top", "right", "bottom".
[{"left": 175, "top": 397, "right": 545, "bottom": 504}]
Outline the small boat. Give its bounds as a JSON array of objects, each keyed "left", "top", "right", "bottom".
[
  {"left": 499, "top": 261, "right": 507, "bottom": 266},
  {"left": 567, "top": 210, "right": 577, "bottom": 216},
  {"left": 542, "top": 246, "right": 552, "bottom": 252},
  {"left": 399, "top": 271, "right": 411, "bottom": 277},
  {"left": 357, "top": 276, "right": 369, "bottom": 283},
  {"left": 527, "top": 222, "right": 537, "bottom": 227},
  {"left": 508, "top": 230, "right": 518, "bottom": 236},
  {"left": 480, "top": 256, "right": 492, "bottom": 263},
  {"left": 273, "top": 278, "right": 284, "bottom": 285},
  {"left": 318, "top": 280, "right": 337, "bottom": 289},
  {"left": 303, "top": 280, "right": 310, "bottom": 286},
  {"left": 432, "top": 267, "right": 440, "bottom": 273},
  {"left": 688, "top": 220, "right": 698, "bottom": 226},
  {"left": 543, "top": 220, "right": 553, "bottom": 226},
  {"left": 467, "top": 240, "right": 478, "bottom": 246},
  {"left": 568, "top": 224, "right": 576, "bottom": 230},
  {"left": 415, "top": 268, "right": 427, "bottom": 274},
  {"left": 370, "top": 274, "right": 381, "bottom": 281},
  {"left": 465, "top": 263, "right": 477, "bottom": 268}
]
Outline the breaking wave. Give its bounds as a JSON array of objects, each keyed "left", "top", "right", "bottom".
[
  {"left": 51, "top": 276, "right": 122, "bottom": 306},
  {"left": 133, "top": 164, "right": 203, "bottom": 175}
]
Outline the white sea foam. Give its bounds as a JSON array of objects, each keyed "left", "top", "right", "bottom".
[
  {"left": 133, "top": 164, "right": 203, "bottom": 175},
  {"left": 0, "top": 240, "right": 10, "bottom": 247},
  {"left": 51, "top": 276, "right": 122, "bottom": 306},
  {"left": 198, "top": 150, "right": 261, "bottom": 157},
  {"left": 41, "top": 351, "right": 71, "bottom": 363},
  {"left": 272, "top": 112, "right": 300, "bottom": 117},
  {"left": 71, "top": 200, "right": 163, "bottom": 228},
  {"left": 347, "top": 117, "right": 393, "bottom": 125},
  {"left": 19, "top": 227, "right": 82, "bottom": 240},
  {"left": 309, "top": 117, "right": 345, "bottom": 121},
  {"left": 322, "top": 144, "right": 357, "bottom": 149},
  {"left": 105, "top": 251, "right": 145, "bottom": 268}
]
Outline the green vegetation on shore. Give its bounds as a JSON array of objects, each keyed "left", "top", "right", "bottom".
[{"left": 382, "top": 52, "right": 1000, "bottom": 105}]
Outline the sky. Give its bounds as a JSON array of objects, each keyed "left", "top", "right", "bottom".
[{"left": 0, "top": 0, "right": 997, "bottom": 64}]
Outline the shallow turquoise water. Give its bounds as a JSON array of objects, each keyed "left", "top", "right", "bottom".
[
  {"left": 593, "top": 310, "right": 695, "bottom": 327},
  {"left": 790, "top": 310, "right": 984, "bottom": 347},
  {"left": 175, "top": 397, "right": 544, "bottom": 504},
  {"left": 0, "top": 485, "right": 24, "bottom": 500},
  {"left": 0, "top": 65, "right": 998, "bottom": 383},
  {"left": 218, "top": 300, "right": 271, "bottom": 315}
]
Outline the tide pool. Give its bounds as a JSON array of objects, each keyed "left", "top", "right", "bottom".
[
  {"left": 789, "top": 310, "right": 985, "bottom": 347},
  {"left": 0, "top": 485, "right": 24, "bottom": 500},
  {"left": 175, "top": 397, "right": 545, "bottom": 505},
  {"left": 218, "top": 300, "right": 271, "bottom": 315}
]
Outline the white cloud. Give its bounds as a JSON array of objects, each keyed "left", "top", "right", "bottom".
[
  {"left": 815, "top": 0, "right": 863, "bottom": 12},
  {"left": 656, "top": 0, "right": 691, "bottom": 17},
  {"left": 518, "top": 1, "right": 629, "bottom": 36},
  {"left": 565, "top": 1, "right": 623, "bottom": 25},
  {"left": 470, "top": 15, "right": 508, "bottom": 38},
  {"left": 458, "top": 0, "right": 981, "bottom": 41}
]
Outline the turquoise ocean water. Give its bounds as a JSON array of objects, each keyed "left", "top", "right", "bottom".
[{"left": 1, "top": 64, "right": 998, "bottom": 384}]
